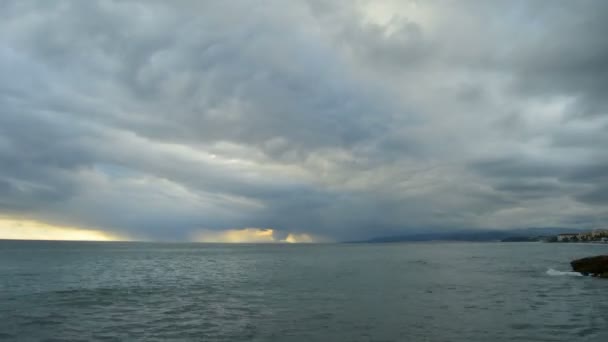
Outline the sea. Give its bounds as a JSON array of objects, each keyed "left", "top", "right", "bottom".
[{"left": 1, "top": 241, "right": 607, "bottom": 342}]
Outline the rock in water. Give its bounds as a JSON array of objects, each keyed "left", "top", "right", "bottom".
[{"left": 571, "top": 255, "right": 608, "bottom": 278}]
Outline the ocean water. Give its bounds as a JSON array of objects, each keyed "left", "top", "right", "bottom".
[{"left": 1, "top": 241, "right": 607, "bottom": 341}]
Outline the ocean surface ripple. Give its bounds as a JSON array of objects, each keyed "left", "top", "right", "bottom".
[{"left": 1, "top": 241, "right": 607, "bottom": 341}]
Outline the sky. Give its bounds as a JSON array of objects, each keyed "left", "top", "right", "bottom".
[{"left": 1, "top": 0, "right": 607, "bottom": 242}]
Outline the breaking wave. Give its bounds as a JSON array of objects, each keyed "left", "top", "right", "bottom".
[{"left": 546, "top": 268, "right": 583, "bottom": 277}]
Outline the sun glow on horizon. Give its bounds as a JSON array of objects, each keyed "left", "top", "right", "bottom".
[
  {"left": 192, "top": 228, "right": 317, "bottom": 243},
  {"left": 284, "top": 233, "right": 314, "bottom": 243},
  {"left": 0, "top": 218, "right": 126, "bottom": 241}
]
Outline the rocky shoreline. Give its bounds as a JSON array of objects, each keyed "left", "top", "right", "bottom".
[{"left": 571, "top": 255, "right": 608, "bottom": 278}]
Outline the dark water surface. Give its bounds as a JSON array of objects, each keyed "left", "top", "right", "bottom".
[{"left": 1, "top": 241, "right": 607, "bottom": 341}]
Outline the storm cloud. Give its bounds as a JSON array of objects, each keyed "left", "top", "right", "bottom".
[{"left": 1, "top": 0, "right": 607, "bottom": 241}]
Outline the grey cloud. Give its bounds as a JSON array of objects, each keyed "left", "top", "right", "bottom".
[
  {"left": 1, "top": 0, "right": 608, "bottom": 241},
  {"left": 577, "top": 186, "right": 608, "bottom": 205},
  {"left": 566, "top": 162, "right": 608, "bottom": 184},
  {"left": 472, "top": 157, "right": 564, "bottom": 180}
]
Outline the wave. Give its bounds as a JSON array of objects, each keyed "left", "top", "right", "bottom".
[{"left": 546, "top": 268, "right": 583, "bottom": 277}]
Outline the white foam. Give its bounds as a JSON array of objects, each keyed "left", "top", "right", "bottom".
[{"left": 546, "top": 268, "right": 583, "bottom": 277}]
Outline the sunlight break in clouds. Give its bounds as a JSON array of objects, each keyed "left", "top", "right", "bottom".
[
  {"left": 0, "top": 218, "right": 126, "bottom": 241},
  {"left": 192, "top": 228, "right": 316, "bottom": 243}
]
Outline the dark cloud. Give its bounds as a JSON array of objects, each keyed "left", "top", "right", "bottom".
[
  {"left": 472, "top": 157, "right": 564, "bottom": 180},
  {"left": 577, "top": 186, "right": 608, "bottom": 205},
  {"left": 566, "top": 162, "right": 608, "bottom": 183},
  {"left": 1, "top": 0, "right": 607, "bottom": 241}
]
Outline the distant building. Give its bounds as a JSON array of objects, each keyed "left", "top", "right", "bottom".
[{"left": 557, "top": 233, "right": 579, "bottom": 242}]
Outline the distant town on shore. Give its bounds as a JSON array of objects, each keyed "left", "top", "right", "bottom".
[
  {"left": 361, "top": 228, "right": 608, "bottom": 243},
  {"left": 502, "top": 229, "right": 608, "bottom": 243},
  {"left": 551, "top": 230, "right": 608, "bottom": 243}
]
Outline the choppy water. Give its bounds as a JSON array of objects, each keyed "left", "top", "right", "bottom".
[{"left": 1, "top": 241, "right": 607, "bottom": 341}]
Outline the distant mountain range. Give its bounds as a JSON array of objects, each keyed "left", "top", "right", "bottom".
[{"left": 357, "top": 227, "right": 586, "bottom": 243}]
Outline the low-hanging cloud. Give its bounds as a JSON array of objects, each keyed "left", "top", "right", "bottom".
[{"left": 1, "top": 0, "right": 607, "bottom": 241}]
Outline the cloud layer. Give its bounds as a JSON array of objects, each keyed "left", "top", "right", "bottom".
[{"left": 1, "top": 0, "right": 607, "bottom": 241}]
